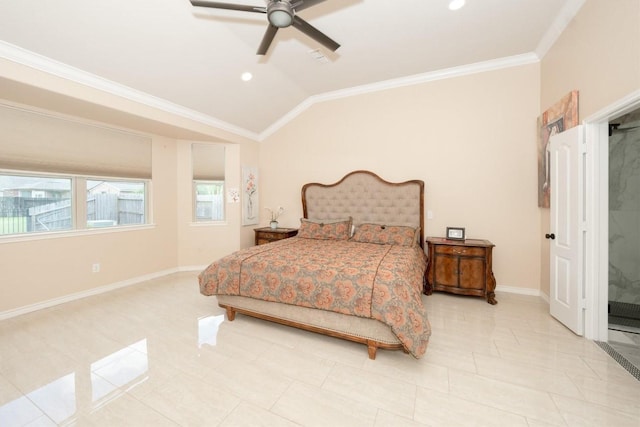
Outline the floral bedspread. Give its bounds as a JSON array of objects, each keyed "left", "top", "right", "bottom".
[{"left": 198, "top": 237, "right": 431, "bottom": 357}]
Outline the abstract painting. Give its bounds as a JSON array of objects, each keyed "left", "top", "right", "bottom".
[{"left": 537, "top": 90, "right": 579, "bottom": 208}]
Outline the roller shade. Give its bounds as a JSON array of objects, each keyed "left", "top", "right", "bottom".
[
  {"left": 192, "top": 143, "right": 225, "bottom": 181},
  {"left": 0, "top": 104, "right": 151, "bottom": 179}
]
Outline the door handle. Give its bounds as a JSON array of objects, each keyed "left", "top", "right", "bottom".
[{"left": 545, "top": 233, "right": 555, "bottom": 240}]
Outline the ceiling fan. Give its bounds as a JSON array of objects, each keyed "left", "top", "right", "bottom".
[{"left": 190, "top": 0, "right": 341, "bottom": 55}]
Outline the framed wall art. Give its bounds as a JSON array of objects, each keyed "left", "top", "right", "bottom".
[
  {"left": 537, "top": 90, "right": 579, "bottom": 208},
  {"left": 242, "top": 166, "right": 258, "bottom": 225}
]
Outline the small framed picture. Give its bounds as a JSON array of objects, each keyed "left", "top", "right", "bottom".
[{"left": 446, "top": 227, "right": 465, "bottom": 240}]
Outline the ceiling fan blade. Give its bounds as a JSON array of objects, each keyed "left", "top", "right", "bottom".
[
  {"left": 190, "top": 1, "right": 265, "bottom": 13},
  {"left": 292, "top": 16, "right": 340, "bottom": 51},
  {"left": 294, "top": 0, "right": 328, "bottom": 12},
  {"left": 257, "top": 24, "right": 279, "bottom": 55}
]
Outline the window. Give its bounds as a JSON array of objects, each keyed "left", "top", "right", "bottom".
[
  {"left": 87, "top": 180, "right": 146, "bottom": 228},
  {"left": 0, "top": 174, "right": 72, "bottom": 235},
  {"left": 194, "top": 180, "right": 224, "bottom": 221},
  {"left": 0, "top": 173, "right": 149, "bottom": 236},
  {"left": 192, "top": 143, "right": 225, "bottom": 222},
  {"left": 0, "top": 103, "right": 153, "bottom": 237}
]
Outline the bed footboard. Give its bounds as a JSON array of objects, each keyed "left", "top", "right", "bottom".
[{"left": 217, "top": 295, "right": 406, "bottom": 360}]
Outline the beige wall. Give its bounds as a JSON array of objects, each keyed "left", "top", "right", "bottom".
[
  {"left": 539, "top": 0, "right": 640, "bottom": 296},
  {"left": 0, "top": 63, "right": 260, "bottom": 316},
  {"left": 0, "top": 136, "right": 179, "bottom": 313},
  {"left": 541, "top": 0, "right": 640, "bottom": 118},
  {"left": 0, "top": 127, "right": 258, "bottom": 315},
  {"left": 260, "top": 64, "right": 542, "bottom": 291}
]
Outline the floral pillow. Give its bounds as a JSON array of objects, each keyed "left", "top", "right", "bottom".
[
  {"left": 351, "top": 223, "right": 419, "bottom": 247},
  {"left": 297, "top": 217, "right": 352, "bottom": 240}
]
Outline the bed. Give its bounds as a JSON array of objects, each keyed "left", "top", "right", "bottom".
[{"left": 198, "top": 170, "right": 431, "bottom": 359}]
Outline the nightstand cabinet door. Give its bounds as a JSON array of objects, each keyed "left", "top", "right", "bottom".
[
  {"left": 434, "top": 255, "right": 458, "bottom": 287},
  {"left": 459, "top": 257, "right": 486, "bottom": 290}
]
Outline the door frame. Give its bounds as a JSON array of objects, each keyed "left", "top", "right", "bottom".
[{"left": 583, "top": 90, "right": 640, "bottom": 341}]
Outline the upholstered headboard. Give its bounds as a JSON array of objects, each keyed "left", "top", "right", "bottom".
[{"left": 302, "top": 170, "right": 425, "bottom": 247}]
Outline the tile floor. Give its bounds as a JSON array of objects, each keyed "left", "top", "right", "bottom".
[{"left": 1, "top": 272, "right": 640, "bottom": 426}]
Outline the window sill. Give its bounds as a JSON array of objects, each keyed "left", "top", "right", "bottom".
[
  {"left": 0, "top": 224, "right": 156, "bottom": 244},
  {"left": 190, "top": 221, "right": 228, "bottom": 227}
]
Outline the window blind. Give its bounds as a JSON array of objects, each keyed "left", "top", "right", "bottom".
[
  {"left": 0, "top": 104, "right": 152, "bottom": 179},
  {"left": 192, "top": 143, "right": 225, "bottom": 181}
]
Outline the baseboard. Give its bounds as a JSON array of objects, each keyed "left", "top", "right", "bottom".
[
  {"left": 539, "top": 291, "right": 550, "bottom": 303},
  {"left": 0, "top": 268, "right": 180, "bottom": 321},
  {"left": 495, "top": 284, "right": 543, "bottom": 298},
  {"left": 178, "top": 265, "right": 208, "bottom": 272}
]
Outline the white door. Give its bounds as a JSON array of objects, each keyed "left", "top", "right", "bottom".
[{"left": 549, "top": 125, "right": 585, "bottom": 335}]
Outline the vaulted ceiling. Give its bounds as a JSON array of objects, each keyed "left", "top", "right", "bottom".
[{"left": 0, "top": 0, "right": 584, "bottom": 140}]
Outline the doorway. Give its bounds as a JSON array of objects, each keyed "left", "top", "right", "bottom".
[
  {"left": 607, "top": 107, "right": 640, "bottom": 371},
  {"left": 576, "top": 90, "right": 640, "bottom": 379}
]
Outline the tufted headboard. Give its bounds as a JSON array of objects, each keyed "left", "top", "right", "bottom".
[{"left": 302, "top": 170, "right": 425, "bottom": 248}]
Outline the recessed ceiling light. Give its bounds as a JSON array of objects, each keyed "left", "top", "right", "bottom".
[
  {"left": 241, "top": 72, "right": 253, "bottom": 82},
  {"left": 449, "top": 0, "right": 465, "bottom": 11}
]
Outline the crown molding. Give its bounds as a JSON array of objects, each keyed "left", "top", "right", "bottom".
[
  {"left": 0, "top": 40, "right": 259, "bottom": 141},
  {"left": 259, "top": 53, "right": 540, "bottom": 140},
  {"left": 1, "top": 40, "right": 542, "bottom": 144},
  {"left": 535, "top": 0, "right": 586, "bottom": 59}
]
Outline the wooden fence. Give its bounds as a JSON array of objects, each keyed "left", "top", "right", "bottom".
[
  {"left": 28, "top": 199, "right": 72, "bottom": 232},
  {"left": 195, "top": 194, "right": 224, "bottom": 221},
  {"left": 87, "top": 193, "right": 144, "bottom": 225},
  {"left": 0, "top": 193, "right": 144, "bottom": 235}
]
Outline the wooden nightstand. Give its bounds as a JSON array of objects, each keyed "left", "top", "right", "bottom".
[
  {"left": 254, "top": 227, "right": 298, "bottom": 245},
  {"left": 425, "top": 237, "right": 497, "bottom": 305}
]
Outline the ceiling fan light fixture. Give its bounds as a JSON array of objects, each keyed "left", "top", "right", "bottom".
[{"left": 267, "top": 2, "right": 294, "bottom": 28}]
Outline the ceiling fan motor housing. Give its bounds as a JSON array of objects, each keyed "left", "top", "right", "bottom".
[{"left": 268, "top": 0, "right": 294, "bottom": 28}]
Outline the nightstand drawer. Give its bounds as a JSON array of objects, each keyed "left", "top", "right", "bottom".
[
  {"left": 259, "top": 232, "right": 281, "bottom": 241},
  {"left": 435, "top": 245, "right": 485, "bottom": 257},
  {"left": 254, "top": 227, "right": 298, "bottom": 245}
]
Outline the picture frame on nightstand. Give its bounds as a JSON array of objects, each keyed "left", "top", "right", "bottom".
[{"left": 446, "top": 227, "right": 465, "bottom": 240}]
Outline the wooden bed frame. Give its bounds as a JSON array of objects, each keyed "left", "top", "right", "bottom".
[{"left": 217, "top": 170, "right": 425, "bottom": 359}]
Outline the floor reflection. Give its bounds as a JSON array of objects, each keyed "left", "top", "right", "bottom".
[
  {"left": 1, "top": 313, "right": 227, "bottom": 426},
  {"left": 91, "top": 339, "right": 149, "bottom": 392},
  {"left": 26, "top": 373, "right": 76, "bottom": 424},
  {"left": 198, "top": 314, "right": 225, "bottom": 348},
  {"left": 0, "top": 339, "right": 149, "bottom": 425}
]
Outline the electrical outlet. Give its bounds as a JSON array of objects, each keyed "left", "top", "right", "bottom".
[
  {"left": 92, "top": 263, "right": 100, "bottom": 273},
  {"left": 427, "top": 210, "right": 434, "bottom": 220}
]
